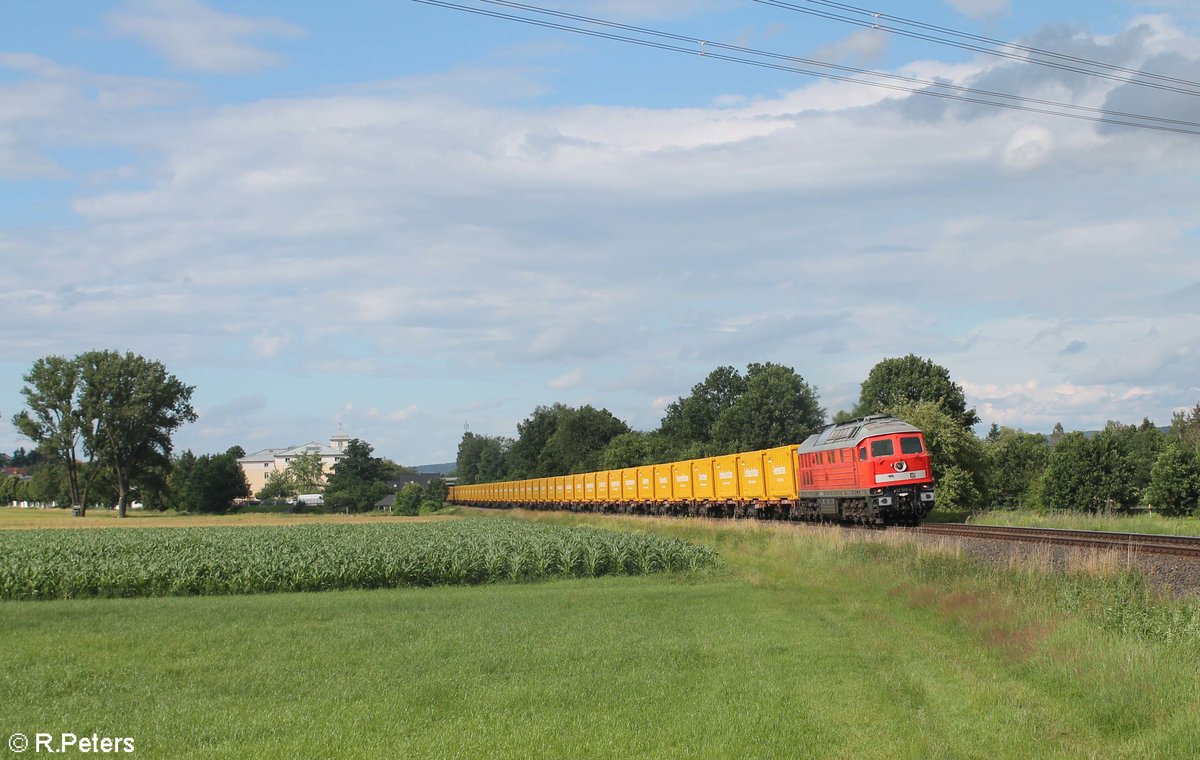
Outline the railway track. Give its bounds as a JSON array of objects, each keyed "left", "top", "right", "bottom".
[{"left": 911, "top": 523, "right": 1200, "bottom": 559}]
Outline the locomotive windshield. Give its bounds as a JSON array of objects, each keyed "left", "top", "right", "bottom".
[
  {"left": 870, "top": 440, "right": 894, "bottom": 457},
  {"left": 900, "top": 436, "right": 923, "bottom": 454}
]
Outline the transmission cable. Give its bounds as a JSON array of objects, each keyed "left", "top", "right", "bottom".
[
  {"left": 769, "top": 0, "right": 1200, "bottom": 91},
  {"left": 466, "top": 0, "right": 1200, "bottom": 131},
  {"left": 754, "top": 0, "right": 1200, "bottom": 97},
  {"left": 412, "top": 0, "right": 1200, "bottom": 136}
]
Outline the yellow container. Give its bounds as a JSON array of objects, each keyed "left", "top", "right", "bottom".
[
  {"left": 672, "top": 461, "right": 694, "bottom": 500},
  {"left": 653, "top": 464, "right": 672, "bottom": 500},
  {"left": 637, "top": 466, "right": 654, "bottom": 501},
  {"left": 555, "top": 476, "right": 565, "bottom": 501},
  {"left": 692, "top": 459, "right": 714, "bottom": 500},
  {"left": 713, "top": 455, "right": 739, "bottom": 500},
  {"left": 596, "top": 471, "right": 609, "bottom": 501},
  {"left": 738, "top": 451, "right": 766, "bottom": 500},
  {"left": 609, "top": 471, "right": 623, "bottom": 500},
  {"left": 570, "top": 474, "right": 584, "bottom": 501},
  {"left": 584, "top": 473, "right": 597, "bottom": 502},
  {"left": 621, "top": 468, "right": 638, "bottom": 501}
]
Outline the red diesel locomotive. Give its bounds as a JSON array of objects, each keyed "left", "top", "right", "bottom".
[{"left": 795, "top": 415, "right": 936, "bottom": 525}]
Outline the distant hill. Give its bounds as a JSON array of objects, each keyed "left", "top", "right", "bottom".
[{"left": 413, "top": 462, "right": 455, "bottom": 475}]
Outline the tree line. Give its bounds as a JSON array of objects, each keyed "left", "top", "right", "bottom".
[
  {"left": 11, "top": 351, "right": 196, "bottom": 517},
  {"left": 9, "top": 351, "right": 444, "bottom": 515},
  {"left": 456, "top": 355, "right": 1200, "bottom": 517}
]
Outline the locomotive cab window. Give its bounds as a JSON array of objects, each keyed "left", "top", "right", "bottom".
[
  {"left": 870, "top": 439, "right": 894, "bottom": 458},
  {"left": 859, "top": 447, "right": 867, "bottom": 461},
  {"left": 900, "top": 436, "right": 923, "bottom": 454}
]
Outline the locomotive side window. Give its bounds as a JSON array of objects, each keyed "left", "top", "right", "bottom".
[
  {"left": 870, "top": 439, "right": 894, "bottom": 457},
  {"left": 900, "top": 436, "right": 923, "bottom": 454},
  {"left": 859, "top": 447, "right": 867, "bottom": 461}
]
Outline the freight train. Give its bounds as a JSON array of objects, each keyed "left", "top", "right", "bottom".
[{"left": 449, "top": 415, "right": 936, "bottom": 526}]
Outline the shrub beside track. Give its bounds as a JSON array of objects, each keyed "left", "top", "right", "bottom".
[{"left": 0, "top": 520, "right": 719, "bottom": 601}]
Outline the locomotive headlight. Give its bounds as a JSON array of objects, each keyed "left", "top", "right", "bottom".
[{"left": 893, "top": 461, "right": 907, "bottom": 472}]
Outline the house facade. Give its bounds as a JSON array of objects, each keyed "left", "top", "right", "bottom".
[{"left": 238, "top": 431, "right": 351, "bottom": 495}]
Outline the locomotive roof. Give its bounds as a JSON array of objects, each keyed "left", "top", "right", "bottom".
[{"left": 798, "top": 415, "right": 922, "bottom": 453}]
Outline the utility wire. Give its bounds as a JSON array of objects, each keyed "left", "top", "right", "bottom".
[
  {"left": 771, "top": 0, "right": 1200, "bottom": 92},
  {"left": 754, "top": 0, "right": 1200, "bottom": 98},
  {"left": 412, "top": 0, "right": 1200, "bottom": 136},
  {"left": 468, "top": 0, "right": 1200, "bottom": 131}
]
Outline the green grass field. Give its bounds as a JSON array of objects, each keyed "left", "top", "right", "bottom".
[
  {"left": 970, "top": 508, "right": 1200, "bottom": 536},
  {"left": 3, "top": 510, "right": 1199, "bottom": 758}
]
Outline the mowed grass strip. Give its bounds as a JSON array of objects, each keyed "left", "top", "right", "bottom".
[{"left": 0, "top": 520, "right": 718, "bottom": 600}]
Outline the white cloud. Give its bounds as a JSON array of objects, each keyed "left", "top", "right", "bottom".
[
  {"left": 549, "top": 369, "right": 587, "bottom": 389},
  {"left": 813, "top": 29, "right": 889, "bottom": 65},
  {"left": 251, "top": 333, "right": 289, "bottom": 358},
  {"left": 999, "top": 125, "right": 1055, "bottom": 171},
  {"left": 945, "top": 0, "right": 1010, "bottom": 21},
  {"left": 107, "top": 0, "right": 305, "bottom": 74},
  {"left": 388, "top": 405, "right": 421, "bottom": 423},
  {"left": 577, "top": 0, "right": 736, "bottom": 21}
]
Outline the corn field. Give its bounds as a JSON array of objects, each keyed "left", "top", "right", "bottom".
[{"left": 0, "top": 520, "right": 719, "bottom": 600}]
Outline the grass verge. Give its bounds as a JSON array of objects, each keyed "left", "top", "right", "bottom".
[{"left": 970, "top": 508, "right": 1200, "bottom": 536}]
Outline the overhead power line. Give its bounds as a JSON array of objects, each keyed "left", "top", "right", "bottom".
[
  {"left": 754, "top": 0, "right": 1200, "bottom": 98},
  {"left": 411, "top": 0, "right": 1200, "bottom": 136}
]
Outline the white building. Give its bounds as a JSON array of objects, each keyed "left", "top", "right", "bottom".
[{"left": 238, "top": 431, "right": 351, "bottom": 495}]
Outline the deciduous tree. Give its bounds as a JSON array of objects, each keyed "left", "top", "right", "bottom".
[
  {"left": 1145, "top": 442, "right": 1200, "bottom": 516},
  {"left": 659, "top": 366, "right": 747, "bottom": 448},
  {"left": 324, "top": 439, "right": 390, "bottom": 513},
  {"left": 541, "top": 405, "right": 630, "bottom": 474},
  {"left": 257, "top": 469, "right": 294, "bottom": 501},
  {"left": 1040, "top": 432, "right": 1136, "bottom": 512},
  {"left": 285, "top": 450, "right": 326, "bottom": 494},
  {"left": 12, "top": 356, "right": 92, "bottom": 512},
  {"left": 599, "top": 431, "right": 676, "bottom": 469},
  {"left": 508, "top": 404, "right": 569, "bottom": 478},
  {"left": 394, "top": 482, "right": 425, "bottom": 516},
  {"left": 710, "top": 363, "right": 824, "bottom": 453},
  {"left": 1169, "top": 404, "right": 1200, "bottom": 449},
  {"left": 172, "top": 447, "right": 251, "bottom": 513},
  {"left": 77, "top": 351, "right": 197, "bottom": 518},
  {"left": 855, "top": 355, "right": 979, "bottom": 430},
  {"left": 983, "top": 427, "right": 1049, "bottom": 509},
  {"left": 887, "top": 400, "right": 986, "bottom": 510}
]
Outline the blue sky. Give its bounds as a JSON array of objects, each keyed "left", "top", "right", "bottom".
[{"left": 2, "top": 0, "right": 1199, "bottom": 465}]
